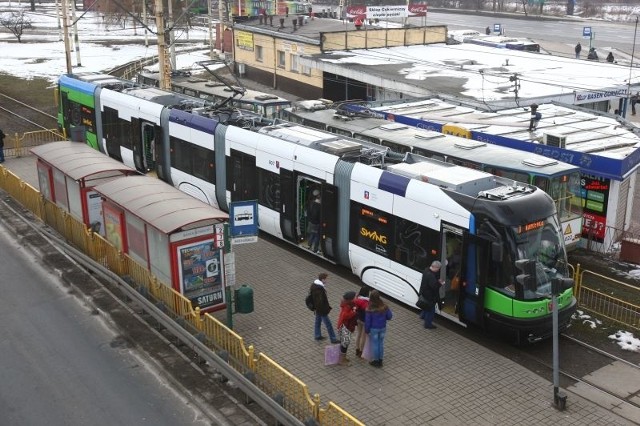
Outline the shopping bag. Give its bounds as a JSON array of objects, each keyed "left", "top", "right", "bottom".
[
  {"left": 361, "top": 336, "right": 373, "bottom": 361},
  {"left": 324, "top": 343, "right": 341, "bottom": 366}
]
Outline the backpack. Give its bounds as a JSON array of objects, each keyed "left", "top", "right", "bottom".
[{"left": 305, "top": 292, "right": 315, "bottom": 311}]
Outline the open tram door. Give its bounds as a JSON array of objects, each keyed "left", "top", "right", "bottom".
[
  {"left": 131, "top": 119, "right": 159, "bottom": 173},
  {"left": 294, "top": 176, "right": 337, "bottom": 261},
  {"left": 438, "top": 223, "right": 465, "bottom": 326}
]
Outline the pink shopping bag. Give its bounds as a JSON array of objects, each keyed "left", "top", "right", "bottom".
[
  {"left": 361, "top": 336, "right": 373, "bottom": 361},
  {"left": 324, "top": 343, "right": 341, "bottom": 365}
]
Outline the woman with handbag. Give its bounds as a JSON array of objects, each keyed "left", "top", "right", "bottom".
[{"left": 418, "top": 261, "right": 443, "bottom": 329}]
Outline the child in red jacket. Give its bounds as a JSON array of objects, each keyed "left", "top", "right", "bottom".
[{"left": 336, "top": 291, "right": 357, "bottom": 365}]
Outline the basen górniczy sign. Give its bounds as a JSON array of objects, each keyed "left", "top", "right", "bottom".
[{"left": 346, "top": 4, "right": 427, "bottom": 20}]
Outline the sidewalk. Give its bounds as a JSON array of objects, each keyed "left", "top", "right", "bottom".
[{"left": 4, "top": 154, "right": 640, "bottom": 425}]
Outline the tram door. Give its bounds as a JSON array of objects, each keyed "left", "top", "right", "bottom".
[
  {"left": 295, "top": 177, "right": 337, "bottom": 260},
  {"left": 227, "top": 149, "right": 258, "bottom": 202},
  {"left": 440, "top": 224, "right": 464, "bottom": 320},
  {"left": 131, "top": 119, "right": 157, "bottom": 173}
]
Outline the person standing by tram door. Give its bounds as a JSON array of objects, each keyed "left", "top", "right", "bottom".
[
  {"left": 307, "top": 193, "right": 322, "bottom": 254},
  {"left": 0, "top": 127, "right": 5, "bottom": 163},
  {"left": 310, "top": 272, "right": 339, "bottom": 343},
  {"left": 419, "top": 261, "right": 443, "bottom": 329}
]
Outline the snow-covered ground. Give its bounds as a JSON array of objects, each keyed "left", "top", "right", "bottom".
[{"left": 0, "top": 1, "right": 216, "bottom": 81}]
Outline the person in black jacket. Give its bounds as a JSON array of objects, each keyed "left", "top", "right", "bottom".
[
  {"left": 310, "top": 272, "right": 339, "bottom": 343},
  {"left": 306, "top": 195, "right": 322, "bottom": 253},
  {"left": 606, "top": 52, "right": 615, "bottom": 63},
  {"left": 0, "top": 128, "right": 5, "bottom": 163},
  {"left": 574, "top": 42, "right": 581, "bottom": 59},
  {"left": 419, "top": 261, "right": 443, "bottom": 329}
]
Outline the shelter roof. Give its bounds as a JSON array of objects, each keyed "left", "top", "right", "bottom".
[
  {"left": 93, "top": 176, "right": 228, "bottom": 234},
  {"left": 30, "top": 141, "right": 137, "bottom": 181}
]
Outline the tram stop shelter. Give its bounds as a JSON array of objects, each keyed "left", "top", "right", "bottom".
[
  {"left": 30, "top": 141, "right": 138, "bottom": 236},
  {"left": 92, "top": 175, "right": 229, "bottom": 313}
]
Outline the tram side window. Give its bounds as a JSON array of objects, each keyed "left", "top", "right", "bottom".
[
  {"left": 349, "top": 202, "right": 393, "bottom": 258},
  {"left": 393, "top": 218, "right": 437, "bottom": 272},
  {"left": 102, "top": 106, "right": 132, "bottom": 150},
  {"left": 486, "top": 167, "right": 528, "bottom": 184},
  {"left": 258, "top": 169, "right": 282, "bottom": 212},
  {"left": 170, "top": 137, "right": 215, "bottom": 183},
  {"left": 381, "top": 140, "right": 411, "bottom": 154}
]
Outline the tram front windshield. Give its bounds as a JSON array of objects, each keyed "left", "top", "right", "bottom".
[{"left": 510, "top": 215, "right": 568, "bottom": 299}]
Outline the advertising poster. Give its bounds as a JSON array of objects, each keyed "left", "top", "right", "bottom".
[
  {"left": 103, "top": 203, "right": 125, "bottom": 251},
  {"left": 581, "top": 175, "right": 610, "bottom": 242},
  {"left": 177, "top": 239, "right": 225, "bottom": 311}
]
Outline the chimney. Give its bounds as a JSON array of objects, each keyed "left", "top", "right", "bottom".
[
  {"left": 298, "top": 15, "right": 303, "bottom": 26},
  {"left": 293, "top": 19, "right": 297, "bottom": 30},
  {"left": 259, "top": 15, "right": 263, "bottom": 25},
  {"left": 269, "top": 15, "right": 273, "bottom": 26},
  {"left": 279, "top": 18, "right": 285, "bottom": 28}
]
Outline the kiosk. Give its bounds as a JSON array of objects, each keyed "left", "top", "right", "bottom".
[
  {"left": 93, "top": 175, "right": 229, "bottom": 312},
  {"left": 31, "top": 141, "right": 138, "bottom": 236}
]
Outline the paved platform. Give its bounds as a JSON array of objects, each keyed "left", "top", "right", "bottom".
[{"left": 5, "top": 153, "right": 640, "bottom": 425}]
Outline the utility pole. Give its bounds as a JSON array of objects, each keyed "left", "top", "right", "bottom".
[
  {"left": 626, "top": 17, "right": 638, "bottom": 117},
  {"left": 70, "top": 0, "right": 82, "bottom": 67},
  {"left": 155, "top": 0, "right": 171, "bottom": 90},
  {"left": 56, "top": 0, "right": 62, "bottom": 41},
  {"left": 61, "top": 0, "right": 72, "bottom": 74},
  {"left": 143, "top": 0, "right": 148, "bottom": 47},
  {"left": 208, "top": 0, "right": 213, "bottom": 58},
  {"left": 167, "top": 0, "right": 176, "bottom": 71}
]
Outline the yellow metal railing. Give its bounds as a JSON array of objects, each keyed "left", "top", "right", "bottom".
[
  {"left": 0, "top": 158, "right": 363, "bottom": 425},
  {"left": 5, "top": 129, "right": 65, "bottom": 158},
  {"left": 254, "top": 352, "right": 319, "bottom": 422},
  {"left": 574, "top": 265, "right": 640, "bottom": 331}
]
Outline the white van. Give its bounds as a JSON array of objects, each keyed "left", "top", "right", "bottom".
[{"left": 447, "top": 30, "right": 482, "bottom": 44}]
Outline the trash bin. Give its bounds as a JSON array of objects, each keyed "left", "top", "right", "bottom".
[
  {"left": 235, "top": 284, "right": 254, "bottom": 314},
  {"left": 69, "top": 126, "right": 86, "bottom": 143}
]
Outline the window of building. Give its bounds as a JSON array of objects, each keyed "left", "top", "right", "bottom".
[
  {"left": 255, "top": 45, "right": 263, "bottom": 62},
  {"left": 277, "top": 50, "right": 286, "bottom": 68},
  {"left": 302, "top": 63, "right": 312, "bottom": 76},
  {"left": 290, "top": 54, "right": 299, "bottom": 72}
]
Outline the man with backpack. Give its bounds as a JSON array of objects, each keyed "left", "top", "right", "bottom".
[{"left": 309, "top": 272, "right": 339, "bottom": 343}]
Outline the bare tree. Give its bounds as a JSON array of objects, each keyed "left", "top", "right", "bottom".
[{"left": 0, "top": 11, "right": 33, "bottom": 42}]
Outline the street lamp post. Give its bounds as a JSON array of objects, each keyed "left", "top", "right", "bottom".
[{"left": 626, "top": 17, "right": 639, "bottom": 117}]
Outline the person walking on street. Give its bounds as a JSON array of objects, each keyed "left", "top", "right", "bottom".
[
  {"left": 353, "top": 286, "right": 370, "bottom": 358},
  {"left": 335, "top": 291, "right": 358, "bottom": 365},
  {"left": 364, "top": 290, "right": 392, "bottom": 368},
  {"left": 0, "top": 128, "right": 5, "bottom": 163},
  {"left": 575, "top": 42, "right": 581, "bottom": 59},
  {"left": 310, "top": 272, "right": 339, "bottom": 343},
  {"left": 419, "top": 260, "right": 444, "bottom": 329}
]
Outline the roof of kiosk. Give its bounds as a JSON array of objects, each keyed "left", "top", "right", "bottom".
[
  {"left": 93, "top": 175, "right": 228, "bottom": 234},
  {"left": 30, "top": 141, "right": 137, "bottom": 181}
]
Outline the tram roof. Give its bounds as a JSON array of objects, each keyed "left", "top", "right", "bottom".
[
  {"left": 30, "top": 141, "right": 138, "bottom": 182},
  {"left": 93, "top": 176, "right": 228, "bottom": 234},
  {"left": 363, "top": 99, "right": 640, "bottom": 180},
  {"left": 286, "top": 105, "right": 581, "bottom": 177}
]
